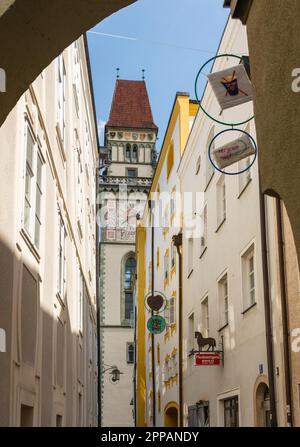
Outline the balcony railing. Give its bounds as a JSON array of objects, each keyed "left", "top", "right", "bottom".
[{"left": 99, "top": 175, "right": 152, "bottom": 188}]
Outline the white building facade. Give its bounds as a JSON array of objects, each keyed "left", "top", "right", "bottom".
[
  {"left": 178, "top": 18, "right": 270, "bottom": 427},
  {"left": 0, "top": 35, "right": 98, "bottom": 426}
]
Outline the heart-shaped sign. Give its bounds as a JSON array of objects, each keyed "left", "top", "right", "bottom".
[{"left": 147, "top": 294, "right": 164, "bottom": 312}]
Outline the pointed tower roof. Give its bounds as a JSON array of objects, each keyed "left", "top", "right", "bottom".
[{"left": 106, "top": 80, "right": 158, "bottom": 130}]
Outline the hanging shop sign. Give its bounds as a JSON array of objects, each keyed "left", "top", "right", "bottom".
[
  {"left": 144, "top": 291, "right": 167, "bottom": 313},
  {"left": 207, "top": 64, "right": 253, "bottom": 111},
  {"left": 190, "top": 332, "right": 224, "bottom": 366},
  {"left": 195, "top": 353, "right": 221, "bottom": 366},
  {"left": 212, "top": 133, "right": 256, "bottom": 169},
  {"left": 147, "top": 315, "right": 166, "bottom": 335}
]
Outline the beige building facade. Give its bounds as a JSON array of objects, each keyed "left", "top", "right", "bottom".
[{"left": 0, "top": 35, "right": 98, "bottom": 426}]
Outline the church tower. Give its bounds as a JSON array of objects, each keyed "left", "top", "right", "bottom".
[{"left": 99, "top": 80, "right": 158, "bottom": 426}]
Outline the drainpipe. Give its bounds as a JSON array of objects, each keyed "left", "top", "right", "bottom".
[
  {"left": 275, "top": 198, "right": 293, "bottom": 426},
  {"left": 173, "top": 232, "right": 183, "bottom": 427},
  {"left": 259, "top": 188, "right": 277, "bottom": 427},
  {"left": 148, "top": 200, "right": 156, "bottom": 427}
]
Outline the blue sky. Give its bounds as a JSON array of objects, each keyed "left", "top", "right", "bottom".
[{"left": 87, "top": 0, "right": 229, "bottom": 150}]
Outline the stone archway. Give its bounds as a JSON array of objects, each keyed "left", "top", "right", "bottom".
[
  {"left": 164, "top": 401, "right": 179, "bottom": 427},
  {"left": 253, "top": 376, "right": 271, "bottom": 427},
  {"left": 0, "top": 0, "right": 136, "bottom": 126}
]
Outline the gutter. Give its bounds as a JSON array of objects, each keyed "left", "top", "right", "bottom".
[{"left": 173, "top": 233, "right": 183, "bottom": 426}]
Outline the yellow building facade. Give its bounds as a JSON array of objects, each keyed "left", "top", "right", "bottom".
[{"left": 135, "top": 93, "right": 198, "bottom": 427}]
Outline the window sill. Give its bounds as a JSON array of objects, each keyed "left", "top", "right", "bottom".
[
  {"left": 199, "top": 247, "right": 207, "bottom": 259},
  {"left": 238, "top": 177, "right": 252, "bottom": 199},
  {"left": 216, "top": 218, "right": 226, "bottom": 233},
  {"left": 20, "top": 228, "right": 41, "bottom": 263},
  {"left": 241, "top": 302, "right": 257, "bottom": 315},
  {"left": 187, "top": 269, "right": 194, "bottom": 279},
  {"left": 218, "top": 323, "right": 229, "bottom": 332}
]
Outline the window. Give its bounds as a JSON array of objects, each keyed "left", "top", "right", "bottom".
[
  {"left": 188, "top": 402, "right": 209, "bottom": 427},
  {"left": 164, "top": 358, "right": 170, "bottom": 382},
  {"left": 201, "top": 297, "right": 209, "bottom": 337},
  {"left": 163, "top": 204, "right": 170, "bottom": 234},
  {"left": 219, "top": 274, "right": 229, "bottom": 328},
  {"left": 57, "top": 54, "right": 66, "bottom": 142},
  {"left": 126, "top": 168, "right": 137, "bottom": 178},
  {"left": 188, "top": 237, "right": 194, "bottom": 276},
  {"left": 188, "top": 313, "right": 194, "bottom": 353},
  {"left": 242, "top": 245, "right": 256, "bottom": 310},
  {"left": 56, "top": 415, "right": 63, "bottom": 427},
  {"left": 20, "top": 404, "right": 34, "bottom": 427},
  {"left": 167, "top": 142, "right": 174, "bottom": 179},
  {"left": 78, "top": 265, "right": 84, "bottom": 334},
  {"left": 224, "top": 396, "right": 239, "bottom": 427},
  {"left": 170, "top": 191, "right": 175, "bottom": 218},
  {"left": 125, "top": 144, "right": 131, "bottom": 160},
  {"left": 23, "top": 124, "right": 43, "bottom": 249},
  {"left": 169, "top": 296, "right": 175, "bottom": 325},
  {"left": 205, "top": 127, "right": 215, "bottom": 186},
  {"left": 127, "top": 342, "right": 134, "bottom": 364},
  {"left": 200, "top": 205, "right": 207, "bottom": 253},
  {"left": 124, "top": 256, "right": 136, "bottom": 322},
  {"left": 58, "top": 214, "right": 67, "bottom": 300},
  {"left": 132, "top": 144, "right": 138, "bottom": 161},
  {"left": 164, "top": 250, "right": 169, "bottom": 282},
  {"left": 238, "top": 156, "right": 252, "bottom": 194},
  {"left": 217, "top": 175, "right": 226, "bottom": 228},
  {"left": 171, "top": 244, "right": 175, "bottom": 270}
]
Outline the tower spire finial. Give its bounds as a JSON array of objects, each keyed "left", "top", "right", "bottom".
[
  {"left": 142, "top": 69, "right": 145, "bottom": 80},
  {"left": 116, "top": 68, "right": 120, "bottom": 79}
]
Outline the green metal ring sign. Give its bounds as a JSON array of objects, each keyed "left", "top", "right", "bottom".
[{"left": 147, "top": 315, "right": 166, "bottom": 335}]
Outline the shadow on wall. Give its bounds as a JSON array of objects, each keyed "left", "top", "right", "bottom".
[{"left": 0, "top": 238, "right": 97, "bottom": 427}]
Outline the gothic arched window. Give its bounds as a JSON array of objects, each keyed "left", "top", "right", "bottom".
[
  {"left": 132, "top": 144, "right": 138, "bottom": 161},
  {"left": 126, "top": 144, "right": 131, "bottom": 160},
  {"left": 122, "top": 254, "right": 136, "bottom": 324}
]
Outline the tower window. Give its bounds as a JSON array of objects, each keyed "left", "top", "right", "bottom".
[
  {"left": 132, "top": 144, "right": 138, "bottom": 161},
  {"left": 123, "top": 256, "right": 136, "bottom": 324},
  {"left": 127, "top": 168, "right": 138, "bottom": 178},
  {"left": 127, "top": 342, "right": 134, "bottom": 364},
  {"left": 126, "top": 144, "right": 131, "bottom": 159}
]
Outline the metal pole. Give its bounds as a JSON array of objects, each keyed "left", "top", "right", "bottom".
[{"left": 149, "top": 200, "right": 156, "bottom": 427}]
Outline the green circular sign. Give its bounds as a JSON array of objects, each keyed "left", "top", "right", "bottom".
[{"left": 147, "top": 316, "right": 166, "bottom": 334}]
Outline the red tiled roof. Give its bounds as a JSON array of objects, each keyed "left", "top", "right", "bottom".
[{"left": 106, "top": 80, "right": 158, "bottom": 130}]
